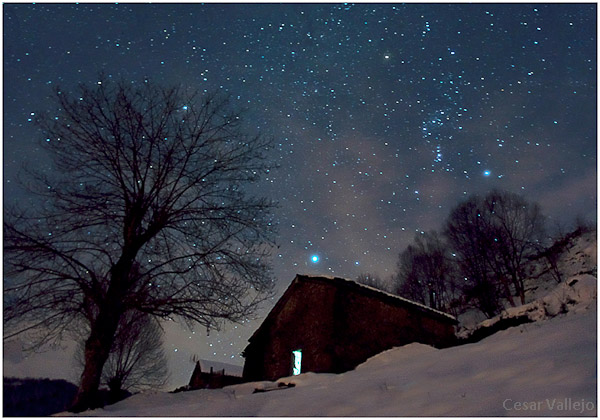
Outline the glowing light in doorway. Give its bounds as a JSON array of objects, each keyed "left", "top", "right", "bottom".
[{"left": 292, "top": 349, "right": 302, "bottom": 375}]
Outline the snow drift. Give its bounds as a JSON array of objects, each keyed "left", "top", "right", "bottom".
[
  {"left": 67, "top": 304, "right": 596, "bottom": 416},
  {"left": 61, "top": 230, "right": 597, "bottom": 416}
]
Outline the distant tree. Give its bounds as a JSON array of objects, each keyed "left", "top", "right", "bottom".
[
  {"left": 538, "top": 216, "right": 597, "bottom": 284},
  {"left": 4, "top": 78, "right": 276, "bottom": 412},
  {"left": 538, "top": 242, "right": 564, "bottom": 284},
  {"left": 394, "top": 231, "right": 458, "bottom": 313},
  {"left": 573, "top": 214, "right": 596, "bottom": 236},
  {"left": 77, "top": 310, "right": 168, "bottom": 403},
  {"left": 532, "top": 221, "right": 572, "bottom": 285},
  {"left": 444, "top": 196, "right": 503, "bottom": 317},
  {"left": 481, "top": 190, "right": 545, "bottom": 304},
  {"left": 3, "top": 377, "right": 78, "bottom": 416},
  {"left": 356, "top": 273, "right": 391, "bottom": 293},
  {"left": 444, "top": 190, "right": 545, "bottom": 316},
  {"left": 395, "top": 245, "right": 427, "bottom": 304}
]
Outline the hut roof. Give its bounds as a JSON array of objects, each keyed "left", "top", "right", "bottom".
[{"left": 246, "top": 274, "right": 458, "bottom": 345}]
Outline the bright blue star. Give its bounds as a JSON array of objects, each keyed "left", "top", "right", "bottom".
[
  {"left": 483, "top": 170, "right": 491, "bottom": 177},
  {"left": 311, "top": 255, "right": 319, "bottom": 263}
]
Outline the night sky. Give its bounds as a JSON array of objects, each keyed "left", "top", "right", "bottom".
[{"left": 3, "top": 2, "right": 597, "bottom": 387}]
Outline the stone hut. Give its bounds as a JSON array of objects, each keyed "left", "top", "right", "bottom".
[
  {"left": 188, "top": 361, "right": 245, "bottom": 390},
  {"left": 242, "top": 274, "right": 457, "bottom": 381}
]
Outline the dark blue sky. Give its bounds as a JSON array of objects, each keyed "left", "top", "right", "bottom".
[{"left": 3, "top": 3, "right": 596, "bottom": 386}]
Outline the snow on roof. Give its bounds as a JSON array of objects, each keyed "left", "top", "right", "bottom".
[
  {"left": 296, "top": 274, "right": 457, "bottom": 322},
  {"left": 247, "top": 273, "right": 457, "bottom": 345}
]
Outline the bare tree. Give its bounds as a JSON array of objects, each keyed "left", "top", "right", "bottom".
[
  {"left": 4, "top": 79, "right": 276, "bottom": 411},
  {"left": 102, "top": 311, "right": 168, "bottom": 401},
  {"left": 444, "top": 190, "right": 545, "bottom": 316},
  {"left": 356, "top": 273, "right": 391, "bottom": 293},
  {"left": 481, "top": 190, "right": 545, "bottom": 304},
  {"left": 75, "top": 309, "right": 168, "bottom": 404},
  {"left": 395, "top": 245, "right": 428, "bottom": 304},
  {"left": 537, "top": 216, "right": 596, "bottom": 284},
  {"left": 394, "top": 231, "right": 458, "bottom": 313},
  {"left": 535, "top": 238, "right": 565, "bottom": 284},
  {"left": 444, "top": 195, "right": 504, "bottom": 317}
]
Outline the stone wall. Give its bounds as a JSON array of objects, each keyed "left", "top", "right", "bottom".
[{"left": 243, "top": 276, "right": 456, "bottom": 381}]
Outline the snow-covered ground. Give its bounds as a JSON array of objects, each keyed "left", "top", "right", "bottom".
[
  {"left": 57, "top": 230, "right": 597, "bottom": 416},
  {"left": 458, "top": 274, "right": 596, "bottom": 341},
  {"left": 66, "top": 297, "right": 596, "bottom": 416},
  {"left": 526, "top": 228, "right": 597, "bottom": 302}
]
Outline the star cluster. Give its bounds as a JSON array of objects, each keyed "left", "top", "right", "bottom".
[{"left": 3, "top": 3, "right": 596, "bottom": 387}]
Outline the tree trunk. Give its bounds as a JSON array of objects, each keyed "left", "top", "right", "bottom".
[
  {"left": 517, "top": 279, "right": 526, "bottom": 305},
  {"left": 107, "top": 377, "right": 125, "bottom": 404},
  {"left": 511, "top": 272, "right": 526, "bottom": 305},
  {"left": 70, "top": 308, "right": 122, "bottom": 412},
  {"left": 501, "top": 278, "right": 516, "bottom": 307},
  {"left": 71, "top": 239, "right": 140, "bottom": 412}
]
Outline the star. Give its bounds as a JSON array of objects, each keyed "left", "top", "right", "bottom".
[{"left": 2, "top": 2, "right": 595, "bottom": 391}]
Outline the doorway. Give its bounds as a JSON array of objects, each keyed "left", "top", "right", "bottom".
[{"left": 291, "top": 349, "right": 302, "bottom": 375}]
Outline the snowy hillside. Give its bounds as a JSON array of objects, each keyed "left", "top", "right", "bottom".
[
  {"left": 526, "top": 228, "right": 597, "bottom": 302},
  {"left": 61, "top": 230, "right": 597, "bottom": 416},
  {"left": 456, "top": 227, "right": 597, "bottom": 329},
  {"left": 66, "top": 291, "right": 596, "bottom": 416},
  {"left": 458, "top": 274, "right": 596, "bottom": 342}
]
